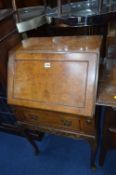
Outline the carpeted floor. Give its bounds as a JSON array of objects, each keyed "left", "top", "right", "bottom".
[{"left": 0, "top": 132, "right": 116, "bottom": 175}]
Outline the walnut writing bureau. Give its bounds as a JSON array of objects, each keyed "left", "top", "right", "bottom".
[{"left": 7, "top": 36, "right": 102, "bottom": 169}]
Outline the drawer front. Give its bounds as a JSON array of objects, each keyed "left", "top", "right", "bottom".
[
  {"left": 80, "top": 119, "right": 95, "bottom": 135},
  {"left": 14, "top": 107, "right": 96, "bottom": 136},
  {"left": 16, "top": 109, "right": 80, "bottom": 131}
]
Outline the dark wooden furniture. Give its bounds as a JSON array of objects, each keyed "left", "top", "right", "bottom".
[
  {"left": 0, "top": 9, "right": 20, "bottom": 125},
  {"left": 97, "top": 36, "right": 116, "bottom": 166},
  {"left": 7, "top": 36, "right": 102, "bottom": 168},
  {"left": 0, "top": 0, "right": 11, "bottom": 8},
  {"left": 16, "top": 0, "right": 44, "bottom": 7},
  {"left": 0, "top": 9, "right": 44, "bottom": 146},
  {"left": 10, "top": 0, "right": 81, "bottom": 8},
  {"left": 99, "top": 107, "right": 116, "bottom": 166}
]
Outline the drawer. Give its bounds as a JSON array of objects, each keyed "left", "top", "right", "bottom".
[
  {"left": 80, "top": 119, "right": 95, "bottom": 135},
  {"left": 16, "top": 109, "right": 80, "bottom": 131}
]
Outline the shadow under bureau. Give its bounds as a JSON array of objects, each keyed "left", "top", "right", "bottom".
[{"left": 7, "top": 36, "right": 102, "bottom": 169}]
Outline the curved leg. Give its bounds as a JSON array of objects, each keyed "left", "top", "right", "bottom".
[
  {"left": 36, "top": 131, "right": 45, "bottom": 141},
  {"left": 17, "top": 123, "right": 40, "bottom": 155},
  {"left": 24, "top": 130, "right": 40, "bottom": 155}
]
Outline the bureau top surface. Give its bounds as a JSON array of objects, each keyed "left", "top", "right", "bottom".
[{"left": 14, "top": 36, "right": 102, "bottom": 53}]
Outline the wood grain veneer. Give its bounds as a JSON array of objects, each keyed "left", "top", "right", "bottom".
[{"left": 8, "top": 36, "right": 102, "bottom": 117}]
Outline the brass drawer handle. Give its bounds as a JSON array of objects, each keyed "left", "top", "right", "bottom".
[
  {"left": 60, "top": 119, "right": 72, "bottom": 127},
  {"left": 86, "top": 119, "right": 92, "bottom": 124},
  {"left": 29, "top": 115, "right": 38, "bottom": 121}
]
